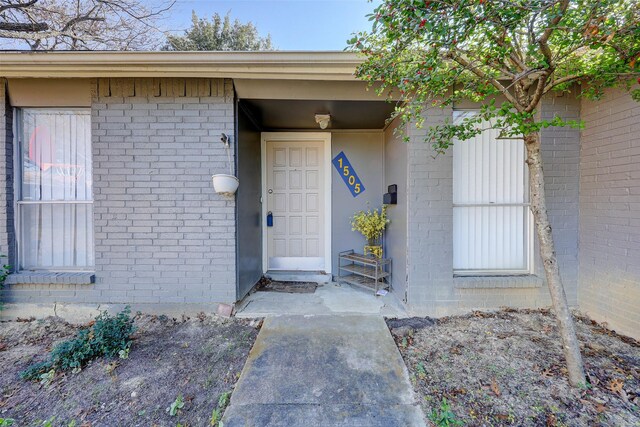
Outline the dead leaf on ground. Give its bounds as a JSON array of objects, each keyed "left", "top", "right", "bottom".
[
  {"left": 608, "top": 378, "right": 624, "bottom": 394},
  {"left": 546, "top": 413, "right": 557, "bottom": 426},
  {"left": 542, "top": 368, "right": 554, "bottom": 378},
  {"left": 491, "top": 378, "right": 501, "bottom": 397},
  {"left": 595, "top": 403, "right": 607, "bottom": 413}
]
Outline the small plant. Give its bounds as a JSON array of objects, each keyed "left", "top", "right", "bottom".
[
  {"left": 351, "top": 205, "right": 390, "bottom": 257},
  {"left": 167, "top": 394, "right": 185, "bottom": 417},
  {"left": 0, "top": 418, "right": 15, "bottom": 426},
  {"left": 21, "top": 307, "right": 136, "bottom": 381},
  {"left": 118, "top": 347, "right": 130, "bottom": 359},
  {"left": 416, "top": 362, "right": 427, "bottom": 380},
  {"left": 429, "top": 398, "right": 464, "bottom": 427},
  {"left": 210, "top": 391, "right": 232, "bottom": 426},
  {"left": 39, "top": 369, "right": 56, "bottom": 387}
]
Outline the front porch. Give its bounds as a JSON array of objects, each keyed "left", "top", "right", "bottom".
[
  {"left": 234, "top": 81, "right": 409, "bottom": 311},
  {"left": 235, "top": 280, "right": 407, "bottom": 318}
]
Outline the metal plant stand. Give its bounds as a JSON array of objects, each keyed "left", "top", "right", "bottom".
[{"left": 337, "top": 250, "right": 392, "bottom": 295}]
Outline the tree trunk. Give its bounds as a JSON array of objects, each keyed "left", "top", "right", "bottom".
[{"left": 524, "top": 132, "right": 586, "bottom": 387}]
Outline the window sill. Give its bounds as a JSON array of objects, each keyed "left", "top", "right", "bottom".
[
  {"left": 454, "top": 275, "right": 543, "bottom": 289},
  {"left": 5, "top": 272, "right": 95, "bottom": 285}
]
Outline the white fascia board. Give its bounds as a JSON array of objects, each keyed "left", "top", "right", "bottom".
[{"left": 0, "top": 51, "right": 364, "bottom": 80}]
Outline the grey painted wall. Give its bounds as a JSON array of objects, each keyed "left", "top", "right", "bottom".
[
  {"left": 404, "top": 95, "right": 581, "bottom": 316},
  {"left": 4, "top": 78, "right": 237, "bottom": 307},
  {"left": 383, "top": 118, "right": 408, "bottom": 302},
  {"left": 236, "top": 103, "right": 262, "bottom": 299},
  {"left": 539, "top": 94, "right": 581, "bottom": 305},
  {"left": 579, "top": 86, "right": 640, "bottom": 339},
  {"left": 331, "top": 131, "right": 384, "bottom": 276}
]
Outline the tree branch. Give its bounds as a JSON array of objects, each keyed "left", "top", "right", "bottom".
[
  {"left": 0, "top": 22, "right": 48, "bottom": 32},
  {"left": 0, "top": 0, "right": 38, "bottom": 14},
  {"left": 448, "top": 52, "right": 521, "bottom": 109}
]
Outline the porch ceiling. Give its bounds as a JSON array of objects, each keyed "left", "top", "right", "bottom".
[{"left": 240, "top": 99, "right": 397, "bottom": 130}]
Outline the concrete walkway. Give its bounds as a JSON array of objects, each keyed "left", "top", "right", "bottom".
[{"left": 222, "top": 315, "right": 426, "bottom": 427}]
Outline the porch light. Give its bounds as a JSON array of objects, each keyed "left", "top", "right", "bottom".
[{"left": 315, "top": 114, "right": 331, "bottom": 129}]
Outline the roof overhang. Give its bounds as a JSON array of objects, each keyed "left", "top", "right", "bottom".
[{"left": 0, "top": 51, "right": 363, "bottom": 80}]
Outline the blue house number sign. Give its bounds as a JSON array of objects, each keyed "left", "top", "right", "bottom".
[{"left": 332, "top": 151, "right": 365, "bottom": 197}]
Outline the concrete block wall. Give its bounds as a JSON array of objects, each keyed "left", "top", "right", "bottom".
[
  {"left": 579, "top": 86, "right": 640, "bottom": 339},
  {"left": 4, "top": 78, "right": 237, "bottom": 308},
  {"left": 405, "top": 95, "right": 581, "bottom": 315}
]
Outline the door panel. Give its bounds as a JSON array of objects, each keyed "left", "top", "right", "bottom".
[{"left": 266, "top": 140, "right": 325, "bottom": 271}]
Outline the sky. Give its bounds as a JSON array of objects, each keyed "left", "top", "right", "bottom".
[{"left": 162, "top": 0, "right": 381, "bottom": 50}]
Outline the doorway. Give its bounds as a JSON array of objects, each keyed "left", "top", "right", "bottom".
[{"left": 261, "top": 132, "right": 332, "bottom": 273}]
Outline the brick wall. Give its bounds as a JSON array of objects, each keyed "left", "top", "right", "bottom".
[
  {"left": 4, "top": 78, "right": 237, "bottom": 307},
  {"left": 0, "top": 79, "right": 15, "bottom": 268},
  {"left": 405, "top": 106, "right": 456, "bottom": 315},
  {"left": 540, "top": 93, "right": 581, "bottom": 305},
  {"left": 579, "top": 86, "right": 640, "bottom": 339},
  {"left": 405, "top": 95, "right": 581, "bottom": 315}
]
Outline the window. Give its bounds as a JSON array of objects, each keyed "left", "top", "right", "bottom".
[
  {"left": 17, "top": 109, "right": 94, "bottom": 270},
  {"left": 452, "top": 111, "right": 532, "bottom": 274}
]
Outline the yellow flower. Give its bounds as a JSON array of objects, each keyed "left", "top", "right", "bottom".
[{"left": 350, "top": 205, "right": 390, "bottom": 242}]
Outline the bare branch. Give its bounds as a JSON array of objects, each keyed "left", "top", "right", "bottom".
[
  {"left": 0, "top": 0, "right": 38, "bottom": 14},
  {"left": 0, "top": 0, "right": 173, "bottom": 50},
  {"left": 0, "top": 22, "right": 48, "bottom": 32}
]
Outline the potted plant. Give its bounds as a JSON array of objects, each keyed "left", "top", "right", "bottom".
[
  {"left": 212, "top": 133, "right": 239, "bottom": 196},
  {"left": 350, "top": 205, "right": 389, "bottom": 258}
]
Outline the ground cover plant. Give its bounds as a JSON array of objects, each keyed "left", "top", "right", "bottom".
[
  {"left": 388, "top": 309, "right": 639, "bottom": 426},
  {"left": 0, "top": 313, "right": 259, "bottom": 425},
  {"left": 20, "top": 307, "right": 136, "bottom": 381}
]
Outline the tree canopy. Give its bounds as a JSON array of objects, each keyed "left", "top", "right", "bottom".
[
  {"left": 0, "top": 0, "right": 173, "bottom": 50},
  {"left": 349, "top": 0, "right": 639, "bottom": 150},
  {"left": 349, "top": 0, "right": 639, "bottom": 387},
  {"left": 164, "top": 11, "right": 273, "bottom": 51}
]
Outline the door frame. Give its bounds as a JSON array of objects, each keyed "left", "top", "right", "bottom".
[{"left": 261, "top": 132, "right": 332, "bottom": 274}]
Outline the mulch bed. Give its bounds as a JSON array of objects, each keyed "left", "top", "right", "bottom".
[
  {"left": 0, "top": 313, "right": 260, "bottom": 426},
  {"left": 388, "top": 309, "right": 639, "bottom": 426}
]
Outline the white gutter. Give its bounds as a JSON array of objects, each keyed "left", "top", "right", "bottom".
[{"left": 0, "top": 51, "right": 363, "bottom": 80}]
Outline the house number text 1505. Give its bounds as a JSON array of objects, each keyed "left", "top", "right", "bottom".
[{"left": 332, "top": 151, "right": 365, "bottom": 197}]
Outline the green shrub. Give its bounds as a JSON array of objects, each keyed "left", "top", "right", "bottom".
[{"left": 21, "top": 307, "right": 135, "bottom": 381}]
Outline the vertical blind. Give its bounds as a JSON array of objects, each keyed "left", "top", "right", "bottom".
[
  {"left": 19, "top": 109, "right": 94, "bottom": 269},
  {"left": 452, "top": 111, "right": 530, "bottom": 273}
]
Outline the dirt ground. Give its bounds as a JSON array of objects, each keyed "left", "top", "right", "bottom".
[
  {"left": 388, "top": 309, "right": 640, "bottom": 427},
  {"left": 0, "top": 313, "right": 260, "bottom": 426}
]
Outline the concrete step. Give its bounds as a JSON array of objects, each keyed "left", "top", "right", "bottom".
[{"left": 265, "top": 270, "right": 332, "bottom": 283}]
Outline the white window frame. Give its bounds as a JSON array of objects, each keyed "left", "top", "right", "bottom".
[
  {"left": 14, "top": 108, "right": 94, "bottom": 272},
  {"left": 452, "top": 109, "right": 534, "bottom": 276}
]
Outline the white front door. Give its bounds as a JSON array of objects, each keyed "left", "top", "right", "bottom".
[{"left": 262, "top": 133, "right": 331, "bottom": 272}]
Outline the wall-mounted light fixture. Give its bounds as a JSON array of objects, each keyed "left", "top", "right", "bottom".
[{"left": 315, "top": 114, "right": 331, "bottom": 130}]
